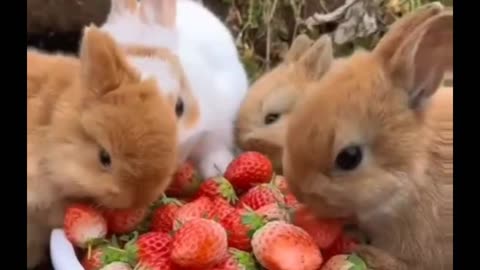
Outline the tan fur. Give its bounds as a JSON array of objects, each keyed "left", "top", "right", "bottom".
[
  {"left": 283, "top": 3, "right": 452, "bottom": 270},
  {"left": 122, "top": 45, "right": 200, "bottom": 128},
  {"left": 235, "top": 35, "right": 333, "bottom": 172},
  {"left": 27, "top": 26, "right": 177, "bottom": 268}
]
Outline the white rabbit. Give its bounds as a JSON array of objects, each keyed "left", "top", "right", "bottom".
[{"left": 100, "top": 0, "right": 249, "bottom": 178}]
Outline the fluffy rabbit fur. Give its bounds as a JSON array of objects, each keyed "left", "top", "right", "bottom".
[
  {"left": 100, "top": 0, "right": 249, "bottom": 178},
  {"left": 27, "top": 26, "right": 177, "bottom": 268},
  {"left": 235, "top": 34, "right": 333, "bottom": 172},
  {"left": 283, "top": 3, "right": 452, "bottom": 270}
]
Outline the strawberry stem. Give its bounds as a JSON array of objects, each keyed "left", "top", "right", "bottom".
[
  {"left": 87, "top": 244, "right": 92, "bottom": 260},
  {"left": 269, "top": 172, "right": 277, "bottom": 185},
  {"left": 218, "top": 177, "right": 239, "bottom": 204},
  {"left": 213, "top": 163, "right": 223, "bottom": 176}
]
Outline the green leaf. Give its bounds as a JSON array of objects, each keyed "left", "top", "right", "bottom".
[
  {"left": 102, "top": 245, "right": 137, "bottom": 266},
  {"left": 123, "top": 231, "right": 139, "bottom": 248},
  {"left": 110, "top": 235, "right": 119, "bottom": 248},
  {"left": 230, "top": 248, "right": 258, "bottom": 270},
  {"left": 87, "top": 237, "right": 110, "bottom": 248},
  {"left": 241, "top": 211, "right": 266, "bottom": 238},
  {"left": 218, "top": 177, "right": 239, "bottom": 204},
  {"left": 348, "top": 254, "right": 368, "bottom": 270},
  {"left": 118, "top": 234, "right": 131, "bottom": 243},
  {"left": 161, "top": 196, "right": 183, "bottom": 207}
]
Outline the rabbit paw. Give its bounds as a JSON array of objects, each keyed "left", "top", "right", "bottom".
[
  {"left": 197, "top": 149, "right": 234, "bottom": 179},
  {"left": 353, "top": 245, "right": 408, "bottom": 270}
]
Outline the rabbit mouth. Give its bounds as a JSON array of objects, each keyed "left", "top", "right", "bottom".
[{"left": 301, "top": 193, "right": 353, "bottom": 219}]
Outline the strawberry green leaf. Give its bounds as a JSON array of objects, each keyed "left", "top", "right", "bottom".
[
  {"left": 348, "top": 254, "right": 368, "bottom": 270},
  {"left": 218, "top": 177, "right": 239, "bottom": 203},
  {"left": 110, "top": 235, "right": 120, "bottom": 248},
  {"left": 119, "top": 234, "right": 131, "bottom": 243},
  {"left": 269, "top": 172, "right": 277, "bottom": 185},
  {"left": 123, "top": 231, "right": 139, "bottom": 248},
  {"left": 161, "top": 195, "right": 183, "bottom": 207},
  {"left": 88, "top": 237, "right": 110, "bottom": 248},
  {"left": 103, "top": 245, "right": 137, "bottom": 266},
  {"left": 241, "top": 212, "right": 266, "bottom": 238},
  {"left": 230, "top": 249, "right": 258, "bottom": 270}
]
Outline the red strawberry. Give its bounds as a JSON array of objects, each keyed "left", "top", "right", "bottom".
[
  {"left": 210, "top": 197, "right": 236, "bottom": 221},
  {"left": 322, "top": 233, "right": 359, "bottom": 262},
  {"left": 173, "top": 196, "right": 215, "bottom": 229},
  {"left": 151, "top": 197, "right": 184, "bottom": 233},
  {"left": 291, "top": 206, "right": 344, "bottom": 249},
  {"left": 82, "top": 246, "right": 105, "bottom": 270},
  {"left": 224, "top": 151, "right": 273, "bottom": 192},
  {"left": 171, "top": 218, "right": 228, "bottom": 269},
  {"left": 197, "top": 177, "right": 238, "bottom": 204},
  {"left": 166, "top": 161, "right": 201, "bottom": 198},
  {"left": 284, "top": 193, "right": 300, "bottom": 208},
  {"left": 321, "top": 254, "right": 367, "bottom": 270},
  {"left": 255, "top": 203, "right": 290, "bottom": 222},
  {"left": 126, "top": 232, "right": 172, "bottom": 263},
  {"left": 99, "top": 262, "right": 132, "bottom": 270},
  {"left": 137, "top": 257, "right": 178, "bottom": 270},
  {"left": 238, "top": 183, "right": 284, "bottom": 210},
  {"left": 251, "top": 221, "right": 323, "bottom": 270},
  {"left": 220, "top": 208, "right": 266, "bottom": 251},
  {"left": 103, "top": 208, "right": 147, "bottom": 234},
  {"left": 211, "top": 248, "right": 257, "bottom": 270},
  {"left": 64, "top": 204, "right": 107, "bottom": 248},
  {"left": 271, "top": 175, "right": 300, "bottom": 207}
]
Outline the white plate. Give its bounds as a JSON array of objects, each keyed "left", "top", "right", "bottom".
[{"left": 50, "top": 229, "right": 84, "bottom": 270}]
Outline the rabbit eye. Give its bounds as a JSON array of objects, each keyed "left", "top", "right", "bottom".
[
  {"left": 335, "top": 145, "right": 362, "bottom": 171},
  {"left": 99, "top": 148, "right": 111, "bottom": 169},
  {"left": 264, "top": 113, "right": 280, "bottom": 125},
  {"left": 175, "top": 98, "right": 184, "bottom": 117}
]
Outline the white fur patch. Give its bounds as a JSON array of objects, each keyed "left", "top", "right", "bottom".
[
  {"left": 100, "top": 16, "right": 179, "bottom": 53},
  {"left": 129, "top": 57, "right": 180, "bottom": 95}
]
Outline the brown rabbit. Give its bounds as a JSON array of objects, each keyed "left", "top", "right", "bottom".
[
  {"left": 235, "top": 34, "right": 334, "bottom": 172},
  {"left": 283, "top": 3, "right": 452, "bottom": 270},
  {"left": 27, "top": 26, "right": 178, "bottom": 268}
]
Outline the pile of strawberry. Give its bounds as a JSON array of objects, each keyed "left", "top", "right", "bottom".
[{"left": 62, "top": 151, "right": 367, "bottom": 270}]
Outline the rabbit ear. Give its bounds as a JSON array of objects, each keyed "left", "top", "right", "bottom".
[
  {"left": 140, "top": 0, "right": 176, "bottom": 28},
  {"left": 79, "top": 25, "right": 136, "bottom": 96},
  {"left": 296, "top": 35, "right": 333, "bottom": 80},
  {"left": 374, "top": 2, "right": 444, "bottom": 61},
  {"left": 106, "top": 0, "right": 138, "bottom": 22},
  {"left": 285, "top": 34, "right": 314, "bottom": 63},
  {"left": 384, "top": 11, "right": 453, "bottom": 110}
]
